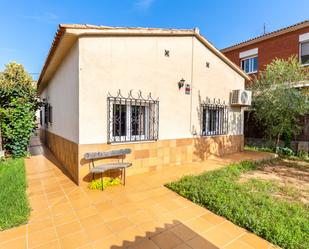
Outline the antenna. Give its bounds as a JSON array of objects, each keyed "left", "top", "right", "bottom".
[{"left": 263, "top": 23, "right": 266, "bottom": 35}]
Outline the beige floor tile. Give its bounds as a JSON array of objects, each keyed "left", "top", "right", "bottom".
[
  {"left": 28, "top": 217, "right": 54, "bottom": 234},
  {"left": 70, "top": 198, "right": 91, "bottom": 210},
  {"left": 0, "top": 236, "right": 27, "bottom": 249},
  {"left": 75, "top": 206, "right": 99, "bottom": 219},
  {"left": 137, "top": 220, "right": 167, "bottom": 238},
  {"left": 84, "top": 222, "right": 113, "bottom": 241},
  {"left": 239, "top": 232, "right": 270, "bottom": 249},
  {"left": 170, "top": 224, "right": 197, "bottom": 241},
  {"left": 105, "top": 217, "right": 133, "bottom": 231},
  {"left": 77, "top": 243, "right": 94, "bottom": 249},
  {"left": 151, "top": 230, "right": 183, "bottom": 249},
  {"left": 59, "top": 230, "right": 90, "bottom": 249},
  {"left": 200, "top": 212, "right": 226, "bottom": 225},
  {"left": 28, "top": 227, "right": 58, "bottom": 248},
  {"left": 56, "top": 220, "right": 83, "bottom": 238},
  {"left": 115, "top": 226, "right": 145, "bottom": 247},
  {"left": 80, "top": 214, "right": 104, "bottom": 230},
  {"left": 185, "top": 217, "right": 214, "bottom": 233},
  {"left": 224, "top": 238, "right": 254, "bottom": 249},
  {"left": 0, "top": 224, "right": 26, "bottom": 242},
  {"left": 172, "top": 206, "right": 197, "bottom": 221},
  {"left": 127, "top": 238, "right": 160, "bottom": 249},
  {"left": 201, "top": 227, "right": 234, "bottom": 248},
  {"left": 32, "top": 240, "right": 61, "bottom": 249},
  {"left": 157, "top": 199, "right": 184, "bottom": 211},
  {"left": 173, "top": 243, "right": 193, "bottom": 249},
  {"left": 217, "top": 221, "right": 246, "bottom": 237},
  {"left": 29, "top": 208, "right": 51, "bottom": 223},
  {"left": 50, "top": 202, "right": 74, "bottom": 216},
  {"left": 93, "top": 234, "right": 123, "bottom": 249},
  {"left": 52, "top": 211, "right": 78, "bottom": 226},
  {"left": 186, "top": 235, "right": 218, "bottom": 249},
  {"left": 128, "top": 210, "right": 154, "bottom": 225},
  {"left": 100, "top": 207, "right": 124, "bottom": 222}
]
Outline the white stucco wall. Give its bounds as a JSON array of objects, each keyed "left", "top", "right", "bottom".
[
  {"left": 78, "top": 35, "right": 245, "bottom": 144},
  {"left": 40, "top": 43, "right": 79, "bottom": 143}
]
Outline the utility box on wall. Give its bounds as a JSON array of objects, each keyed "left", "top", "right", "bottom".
[{"left": 185, "top": 84, "right": 191, "bottom": 95}]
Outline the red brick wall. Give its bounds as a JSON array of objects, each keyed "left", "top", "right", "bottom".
[{"left": 223, "top": 26, "right": 309, "bottom": 78}]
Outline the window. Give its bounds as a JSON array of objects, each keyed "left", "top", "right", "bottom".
[
  {"left": 108, "top": 91, "right": 159, "bottom": 143},
  {"left": 44, "top": 103, "right": 49, "bottom": 126},
  {"left": 300, "top": 40, "right": 309, "bottom": 65},
  {"left": 48, "top": 105, "right": 53, "bottom": 124},
  {"left": 241, "top": 56, "right": 258, "bottom": 74},
  {"left": 201, "top": 101, "right": 228, "bottom": 136}
]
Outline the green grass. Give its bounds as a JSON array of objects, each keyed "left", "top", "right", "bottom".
[
  {"left": 166, "top": 160, "right": 309, "bottom": 249},
  {"left": 0, "top": 158, "right": 30, "bottom": 230},
  {"left": 244, "top": 145, "right": 275, "bottom": 153}
]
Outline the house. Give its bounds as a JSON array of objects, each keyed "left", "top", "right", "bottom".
[
  {"left": 38, "top": 24, "right": 250, "bottom": 185},
  {"left": 221, "top": 20, "right": 309, "bottom": 79},
  {"left": 221, "top": 20, "right": 309, "bottom": 149}
]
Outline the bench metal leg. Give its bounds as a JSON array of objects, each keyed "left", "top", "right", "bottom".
[
  {"left": 123, "top": 168, "right": 126, "bottom": 186},
  {"left": 101, "top": 173, "right": 103, "bottom": 191}
]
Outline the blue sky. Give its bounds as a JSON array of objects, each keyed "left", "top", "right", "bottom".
[{"left": 0, "top": 0, "right": 308, "bottom": 79}]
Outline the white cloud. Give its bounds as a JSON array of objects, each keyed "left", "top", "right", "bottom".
[{"left": 134, "top": 0, "right": 155, "bottom": 11}]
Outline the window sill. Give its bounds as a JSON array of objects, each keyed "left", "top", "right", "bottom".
[
  {"left": 108, "top": 139, "right": 157, "bottom": 145},
  {"left": 246, "top": 71, "right": 258, "bottom": 75},
  {"left": 201, "top": 134, "right": 229, "bottom": 137},
  {"left": 301, "top": 63, "right": 309, "bottom": 67}
]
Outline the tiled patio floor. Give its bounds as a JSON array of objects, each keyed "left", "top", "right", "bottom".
[{"left": 0, "top": 149, "right": 277, "bottom": 249}]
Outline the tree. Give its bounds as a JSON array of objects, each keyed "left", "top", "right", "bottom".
[
  {"left": 0, "top": 62, "right": 40, "bottom": 157},
  {"left": 250, "top": 56, "right": 309, "bottom": 149}
]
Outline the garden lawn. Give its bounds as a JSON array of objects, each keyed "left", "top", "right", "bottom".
[
  {"left": 0, "top": 158, "right": 30, "bottom": 230},
  {"left": 166, "top": 159, "right": 309, "bottom": 249}
]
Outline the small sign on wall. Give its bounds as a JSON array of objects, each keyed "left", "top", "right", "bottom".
[{"left": 185, "top": 84, "right": 191, "bottom": 95}]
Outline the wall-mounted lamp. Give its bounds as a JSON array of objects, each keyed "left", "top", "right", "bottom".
[{"left": 178, "top": 78, "right": 185, "bottom": 89}]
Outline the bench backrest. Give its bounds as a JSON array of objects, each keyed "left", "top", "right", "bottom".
[{"left": 84, "top": 148, "right": 131, "bottom": 160}]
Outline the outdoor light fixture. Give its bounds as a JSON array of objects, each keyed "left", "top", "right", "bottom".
[{"left": 178, "top": 78, "right": 185, "bottom": 89}]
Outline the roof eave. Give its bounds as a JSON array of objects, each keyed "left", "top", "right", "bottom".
[{"left": 37, "top": 24, "right": 250, "bottom": 93}]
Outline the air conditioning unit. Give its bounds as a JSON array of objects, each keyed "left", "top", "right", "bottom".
[{"left": 231, "top": 89, "right": 252, "bottom": 106}]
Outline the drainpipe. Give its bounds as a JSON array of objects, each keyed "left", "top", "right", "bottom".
[{"left": 189, "top": 28, "right": 198, "bottom": 136}]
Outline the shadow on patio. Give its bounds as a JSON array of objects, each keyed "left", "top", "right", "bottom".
[{"left": 109, "top": 219, "right": 219, "bottom": 249}]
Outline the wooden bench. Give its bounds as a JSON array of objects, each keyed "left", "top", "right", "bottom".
[{"left": 84, "top": 149, "right": 132, "bottom": 189}]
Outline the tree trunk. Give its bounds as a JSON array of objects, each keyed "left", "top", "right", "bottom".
[
  {"left": 275, "top": 133, "right": 281, "bottom": 153},
  {"left": 0, "top": 127, "right": 2, "bottom": 151}
]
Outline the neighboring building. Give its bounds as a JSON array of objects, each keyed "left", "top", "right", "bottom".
[
  {"left": 38, "top": 24, "right": 250, "bottom": 185},
  {"left": 221, "top": 20, "right": 309, "bottom": 149},
  {"left": 222, "top": 20, "right": 309, "bottom": 80}
]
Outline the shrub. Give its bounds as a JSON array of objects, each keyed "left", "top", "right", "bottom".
[
  {"left": 0, "top": 62, "right": 40, "bottom": 157},
  {"left": 297, "top": 150, "right": 308, "bottom": 159},
  {"left": 88, "top": 177, "right": 121, "bottom": 190},
  {"left": 166, "top": 160, "right": 309, "bottom": 249},
  {"left": 0, "top": 99, "right": 36, "bottom": 157},
  {"left": 277, "top": 147, "right": 294, "bottom": 156}
]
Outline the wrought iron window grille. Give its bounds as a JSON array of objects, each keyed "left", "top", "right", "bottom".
[
  {"left": 107, "top": 90, "right": 159, "bottom": 143},
  {"left": 44, "top": 103, "right": 49, "bottom": 127},
  {"left": 201, "top": 97, "right": 229, "bottom": 136}
]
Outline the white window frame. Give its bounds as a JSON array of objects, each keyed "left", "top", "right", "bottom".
[
  {"left": 299, "top": 40, "right": 309, "bottom": 67},
  {"left": 110, "top": 103, "right": 150, "bottom": 142},
  {"left": 240, "top": 55, "right": 258, "bottom": 74}
]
